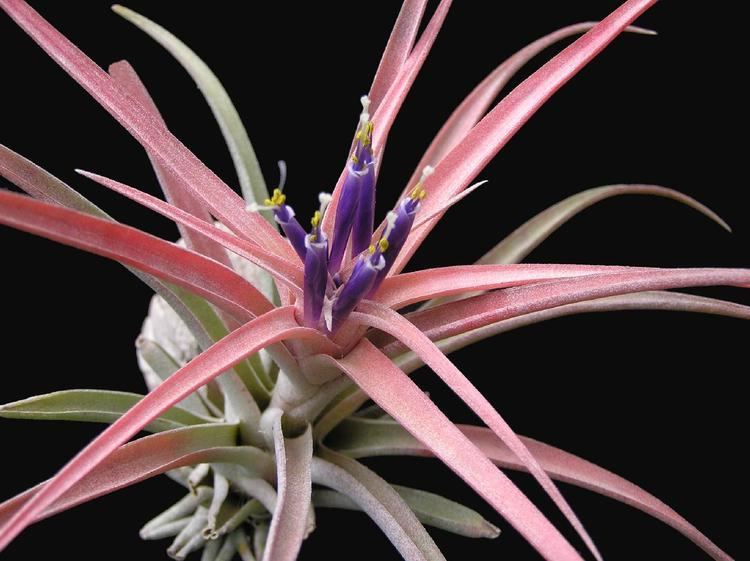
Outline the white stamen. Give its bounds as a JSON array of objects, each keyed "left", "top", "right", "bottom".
[
  {"left": 323, "top": 297, "right": 334, "bottom": 332},
  {"left": 382, "top": 211, "right": 398, "bottom": 241},
  {"left": 277, "top": 160, "right": 288, "bottom": 191},
  {"left": 359, "top": 95, "right": 371, "bottom": 124},
  {"left": 420, "top": 165, "right": 435, "bottom": 183},
  {"left": 318, "top": 192, "right": 333, "bottom": 217}
]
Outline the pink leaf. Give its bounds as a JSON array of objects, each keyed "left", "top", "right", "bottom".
[
  {"left": 332, "top": 417, "right": 733, "bottom": 561},
  {"left": 0, "top": 306, "right": 326, "bottom": 550},
  {"left": 354, "top": 302, "right": 602, "bottom": 561},
  {"left": 387, "top": 291, "right": 750, "bottom": 370},
  {"left": 368, "top": 0, "right": 429, "bottom": 113},
  {"left": 0, "top": 189, "right": 270, "bottom": 321},
  {"left": 0, "top": 424, "right": 251, "bottom": 527},
  {"left": 262, "top": 415, "right": 313, "bottom": 561},
  {"left": 400, "top": 268, "right": 750, "bottom": 346},
  {"left": 76, "top": 170, "right": 303, "bottom": 291},
  {"left": 402, "top": 23, "right": 654, "bottom": 194},
  {"left": 326, "top": 339, "right": 585, "bottom": 561},
  {"left": 376, "top": 263, "right": 645, "bottom": 309},
  {"left": 108, "top": 60, "right": 233, "bottom": 266},
  {"left": 392, "top": 0, "right": 658, "bottom": 275},
  {"left": 0, "top": 0, "right": 292, "bottom": 259}
]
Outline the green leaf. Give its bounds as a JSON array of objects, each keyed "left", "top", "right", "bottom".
[
  {"left": 313, "top": 486, "right": 499, "bottom": 539},
  {"left": 112, "top": 5, "right": 272, "bottom": 215},
  {"left": 482, "top": 184, "right": 730, "bottom": 265},
  {"left": 0, "top": 389, "right": 210, "bottom": 432}
]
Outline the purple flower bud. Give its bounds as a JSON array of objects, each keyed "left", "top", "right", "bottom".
[
  {"left": 351, "top": 149, "right": 376, "bottom": 256},
  {"left": 328, "top": 162, "right": 372, "bottom": 273},
  {"left": 274, "top": 204, "right": 307, "bottom": 261},
  {"left": 303, "top": 233, "right": 329, "bottom": 328},
  {"left": 368, "top": 197, "right": 420, "bottom": 295},
  {"left": 330, "top": 251, "right": 384, "bottom": 331}
]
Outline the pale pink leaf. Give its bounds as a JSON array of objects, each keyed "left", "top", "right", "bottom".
[
  {"left": 0, "top": 307, "right": 326, "bottom": 549},
  {"left": 0, "top": 0, "right": 292, "bottom": 259},
  {"left": 393, "top": 0, "right": 658, "bottom": 274},
  {"left": 0, "top": 190, "right": 268, "bottom": 321},
  {"left": 262, "top": 417, "right": 313, "bottom": 561},
  {"left": 330, "top": 417, "right": 733, "bottom": 561},
  {"left": 326, "top": 339, "right": 585, "bottom": 561},
  {"left": 76, "top": 170, "right": 303, "bottom": 291},
  {"left": 369, "top": 0, "right": 429, "bottom": 112},
  {"left": 400, "top": 268, "right": 750, "bottom": 345},
  {"left": 354, "top": 302, "right": 601, "bottom": 561}
]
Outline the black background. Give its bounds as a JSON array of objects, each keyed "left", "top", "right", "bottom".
[{"left": 0, "top": 2, "right": 746, "bottom": 560}]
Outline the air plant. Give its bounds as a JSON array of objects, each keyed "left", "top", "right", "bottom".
[{"left": 0, "top": 1, "right": 743, "bottom": 560}]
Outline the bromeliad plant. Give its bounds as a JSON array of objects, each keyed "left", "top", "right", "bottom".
[{"left": 0, "top": 1, "right": 744, "bottom": 560}]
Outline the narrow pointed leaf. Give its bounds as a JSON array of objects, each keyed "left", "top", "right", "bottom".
[
  {"left": 376, "top": 263, "right": 642, "bottom": 309},
  {"left": 0, "top": 0, "right": 290, "bottom": 258},
  {"left": 0, "top": 307, "right": 324, "bottom": 549},
  {"left": 391, "top": 292, "right": 750, "bottom": 372},
  {"left": 311, "top": 453, "right": 444, "bottom": 561},
  {"left": 112, "top": 5, "right": 271, "bottom": 212},
  {"left": 329, "top": 417, "right": 733, "bottom": 561},
  {"left": 262, "top": 417, "right": 313, "bottom": 561},
  {"left": 327, "top": 339, "right": 585, "bottom": 561},
  {"left": 355, "top": 302, "right": 601, "bottom": 561},
  {"left": 0, "top": 189, "right": 269, "bottom": 321},
  {"left": 109, "top": 60, "right": 234, "bottom": 265},
  {"left": 398, "top": 268, "right": 750, "bottom": 346},
  {"left": 0, "top": 390, "right": 208, "bottom": 432},
  {"left": 404, "top": 24, "right": 654, "bottom": 192},
  {"left": 0, "top": 424, "right": 238, "bottom": 527},
  {"left": 313, "top": 485, "right": 500, "bottom": 539},
  {"left": 368, "top": 0, "right": 428, "bottom": 112},
  {"left": 483, "top": 184, "right": 731, "bottom": 265},
  {"left": 76, "top": 170, "right": 302, "bottom": 291},
  {"left": 393, "top": 0, "right": 658, "bottom": 274}
]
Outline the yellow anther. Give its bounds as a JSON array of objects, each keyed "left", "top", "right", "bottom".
[
  {"left": 378, "top": 238, "right": 389, "bottom": 253},
  {"left": 264, "top": 188, "right": 286, "bottom": 207},
  {"left": 410, "top": 185, "right": 427, "bottom": 200},
  {"left": 368, "top": 245, "right": 376, "bottom": 254},
  {"left": 311, "top": 210, "right": 321, "bottom": 229},
  {"left": 350, "top": 153, "right": 359, "bottom": 165}
]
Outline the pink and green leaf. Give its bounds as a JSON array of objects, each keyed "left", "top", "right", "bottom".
[
  {"left": 327, "top": 338, "right": 586, "bottom": 561},
  {"left": 329, "top": 417, "right": 733, "bottom": 561}
]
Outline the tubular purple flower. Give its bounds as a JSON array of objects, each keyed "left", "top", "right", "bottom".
[
  {"left": 274, "top": 203, "right": 307, "bottom": 262},
  {"left": 303, "top": 233, "right": 328, "bottom": 328},
  {"left": 329, "top": 249, "right": 385, "bottom": 332},
  {"left": 328, "top": 97, "right": 375, "bottom": 273},
  {"left": 351, "top": 147, "right": 376, "bottom": 256},
  {"left": 369, "top": 167, "right": 432, "bottom": 293}
]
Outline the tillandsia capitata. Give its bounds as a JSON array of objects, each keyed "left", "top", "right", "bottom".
[{"left": 0, "top": 1, "right": 743, "bottom": 560}]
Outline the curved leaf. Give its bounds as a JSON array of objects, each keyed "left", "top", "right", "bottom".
[
  {"left": 311, "top": 452, "right": 444, "bottom": 561},
  {"left": 393, "top": 0, "right": 658, "bottom": 275},
  {"left": 355, "top": 302, "right": 601, "bottom": 561},
  {"left": 262, "top": 416, "right": 313, "bottom": 561},
  {"left": 0, "top": 307, "right": 324, "bottom": 550},
  {"left": 329, "top": 417, "right": 733, "bottom": 561},
  {"left": 0, "top": 190, "right": 269, "bottom": 322},
  {"left": 482, "top": 184, "right": 731, "bottom": 265},
  {"left": 0, "top": 389, "right": 209, "bottom": 432},
  {"left": 0, "top": 424, "right": 238, "bottom": 526},
  {"left": 327, "top": 339, "right": 585, "bottom": 561},
  {"left": 313, "top": 485, "right": 499, "bottom": 539}
]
